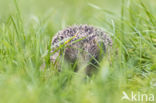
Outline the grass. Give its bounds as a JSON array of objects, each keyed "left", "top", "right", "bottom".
[{"left": 0, "top": 0, "right": 156, "bottom": 103}]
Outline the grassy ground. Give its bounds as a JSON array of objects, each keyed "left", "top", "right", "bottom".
[{"left": 0, "top": 0, "right": 156, "bottom": 103}]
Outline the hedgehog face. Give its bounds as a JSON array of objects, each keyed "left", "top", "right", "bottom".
[{"left": 50, "top": 24, "right": 112, "bottom": 75}]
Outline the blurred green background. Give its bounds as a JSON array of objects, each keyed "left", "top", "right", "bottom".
[{"left": 0, "top": 0, "right": 156, "bottom": 103}]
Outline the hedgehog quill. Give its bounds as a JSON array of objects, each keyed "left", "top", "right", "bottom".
[{"left": 50, "top": 24, "right": 112, "bottom": 75}]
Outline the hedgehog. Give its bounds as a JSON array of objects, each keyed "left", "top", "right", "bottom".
[{"left": 50, "top": 24, "right": 112, "bottom": 75}]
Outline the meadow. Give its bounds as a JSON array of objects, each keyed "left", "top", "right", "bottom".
[{"left": 0, "top": 0, "right": 156, "bottom": 103}]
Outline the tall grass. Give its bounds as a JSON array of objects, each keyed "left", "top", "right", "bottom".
[{"left": 0, "top": 0, "right": 156, "bottom": 103}]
